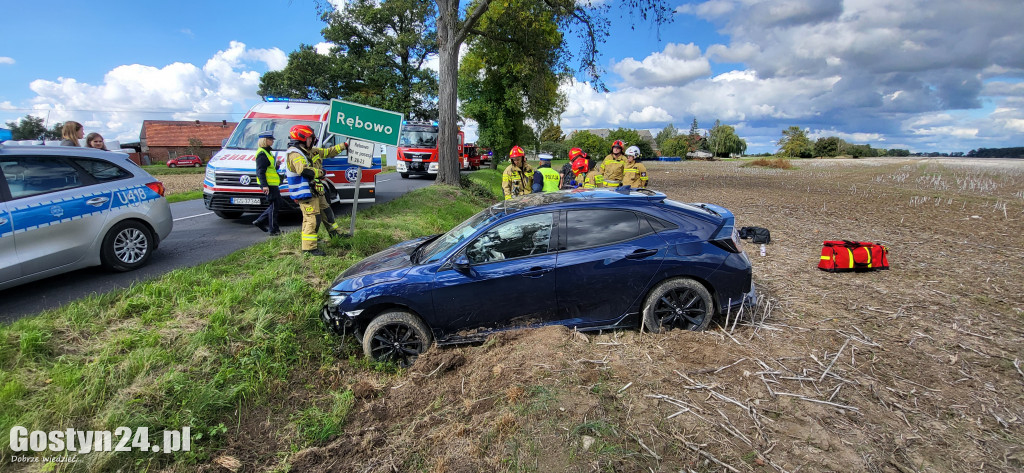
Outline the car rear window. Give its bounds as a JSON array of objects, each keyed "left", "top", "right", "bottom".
[
  {"left": 566, "top": 210, "right": 640, "bottom": 250},
  {"left": 72, "top": 158, "right": 132, "bottom": 182}
]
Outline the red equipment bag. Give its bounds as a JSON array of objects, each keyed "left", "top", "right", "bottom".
[{"left": 818, "top": 240, "right": 889, "bottom": 272}]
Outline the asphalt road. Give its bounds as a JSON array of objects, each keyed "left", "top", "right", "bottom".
[{"left": 0, "top": 172, "right": 438, "bottom": 322}]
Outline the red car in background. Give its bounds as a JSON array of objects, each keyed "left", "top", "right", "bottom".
[{"left": 167, "top": 155, "right": 202, "bottom": 167}]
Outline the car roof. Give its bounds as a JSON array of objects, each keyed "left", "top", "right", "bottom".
[
  {"left": 0, "top": 143, "right": 148, "bottom": 170},
  {"left": 498, "top": 188, "right": 667, "bottom": 214}
]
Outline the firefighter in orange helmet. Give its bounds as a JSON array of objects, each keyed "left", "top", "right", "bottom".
[
  {"left": 560, "top": 147, "right": 590, "bottom": 189},
  {"left": 284, "top": 124, "right": 346, "bottom": 256},
  {"left": 501, "top": 145, "right": 534, "bottom": 200}
]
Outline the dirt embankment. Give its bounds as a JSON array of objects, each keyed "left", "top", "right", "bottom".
[{"left": 208, "top": 158, "right": 1024, "bottom": 473}]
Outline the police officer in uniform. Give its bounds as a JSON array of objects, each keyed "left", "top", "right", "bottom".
[
  {"left": 532, "top": 154, "right": 561, "bottom": 192},
  {"left": 501, "top": 145, "right": 534, "bottom": 200},
  {"left": 252, "top": 130, "right": 281, "bottom": 235},
  {"left": 284, "top": 125, "right": 346, "bottom": 256}
]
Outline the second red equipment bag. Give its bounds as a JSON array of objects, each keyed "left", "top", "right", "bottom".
[{"left": 818, "top": 240, "right": 889, "bottom": 272}]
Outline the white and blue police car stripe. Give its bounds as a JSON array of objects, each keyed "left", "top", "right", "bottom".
[{"left": 1, "top": 184, "right": 160, "bottom": 237}]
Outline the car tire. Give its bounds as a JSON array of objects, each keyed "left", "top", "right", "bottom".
[
  {"left": 641, "top": 278, "right": 714, "bottom": 333},
  {"left": 169, "top": 163, "right": 177, "bottom": 168},
  {"left": 100, "top": 220, "right": 154, "bottom": 272},
  {"left": 362, "top": 310, "right": 433, "bottom": 367},
  {"left": 400, "top": 173, "right": 409, "bottom": 179},
  {"left": 213, "top": 210, "right": 243, "bottom": 219}
]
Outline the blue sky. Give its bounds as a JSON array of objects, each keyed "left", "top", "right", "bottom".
[{"left": 2, "top": 0, "right": 1023, "bottom": 154}]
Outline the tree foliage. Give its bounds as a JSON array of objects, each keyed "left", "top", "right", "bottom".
[
  {"left": 813, "top": 136, "right": 844, "bottom": 157},
  {"left": 539, "top": 123, "right": 564, "bottom": 142},
  {"left": 433, "top": 0, "right": 674, "bottom": 186},
  {"left": 5, "top": 115, "right": 61, "bottom": 140},
  {"left": 777, "top": 126, "right": 813, "bottom": 158},
  {"left": 260, "top": 0, "right": 439, "bottom": 119},
  {"left": 654, "top": 123, "right": 676, "bottom": 150},
  {"left": 566, "top": 130, "right": 609, "bottom": 161},
  {"left": 458, "top": 0, "right": 568, "bottom": 169},
  {"left": 707, "top": 120, "right": 746, "bottom": 158}
]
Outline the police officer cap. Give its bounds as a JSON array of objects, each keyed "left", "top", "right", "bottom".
[
  {"left": 258, "top": 131, "right": 275, "bottom": 139},
  {"left": 539, "top": 154, "right": 552, "bottom": 161}
]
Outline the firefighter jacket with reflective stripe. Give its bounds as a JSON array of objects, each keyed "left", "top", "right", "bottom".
[
  {"left": 536, "top": 167, "right": 561, "bottom": 192},
  {"left": 601, "top": 154, "right": 626, "bottom": 183},
  {"left": 502, "top": 162, "right": 535, "bottom": 199},
  {"left": 285, "top": 146, "right": 315, "bottom": 200},
  {"left": 583, "top": 171, "right": 604, "bottom": 188},
  {"left": 310, "top": 143, "right": 347, "bottom": 170},
  {"left": 255, "top": 147, "right": 280, "bottom": 187},
  {"left": 622, "top": 161, "right": 648, "bottom": 188}
]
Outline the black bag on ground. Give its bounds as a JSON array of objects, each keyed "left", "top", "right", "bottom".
[{"left": 739, "top": 226, "right": 771, "bottom": 244}]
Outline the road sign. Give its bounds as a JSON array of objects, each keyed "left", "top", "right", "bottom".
[
  {"left": 328, "top": 99, "right": 403, "bottom": 147},
  {"left": 346, "top": 138, "right": 375, "bottom": 168}
]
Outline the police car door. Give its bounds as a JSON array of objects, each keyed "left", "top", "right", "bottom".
[
  {"left": 0, "top": 199, "right": 18, "bottom": 284},
  {"left": 2, "top": 155, "right": 113, "bottom": 277}
]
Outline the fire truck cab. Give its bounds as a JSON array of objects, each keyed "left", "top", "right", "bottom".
[{"left": 395, "top": 121, "right": 464, "bottom": 179}]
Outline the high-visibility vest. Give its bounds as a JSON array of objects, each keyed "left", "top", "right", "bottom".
[
  {"left": 256, "top": 148, "right": 281, "bottom": 186},
  {"left": 284, "top": 146, "right": 313, "bottom": 200},
  {"left": 537, "top": 167, "right": 560, "bottom": 192}
]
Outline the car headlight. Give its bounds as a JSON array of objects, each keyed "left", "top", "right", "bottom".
[{"left": 327, "top": 291, "right": 351, "bottom": 309}]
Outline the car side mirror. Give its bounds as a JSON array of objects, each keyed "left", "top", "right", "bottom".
[{"left": 453, "top": 254, "right": 471, "bottom": 273}]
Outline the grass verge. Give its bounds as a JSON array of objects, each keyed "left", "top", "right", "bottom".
[
  {"left": 0, "top": 170, "right": 503, "bottom": 471},
  {"left": 142, "top": 165, "right": 205, "bottom": 176},
  {"left": 166, "top": 190, "right": 203, "bottom": 203},
  {"left": 743, "top": 157, "right": 795, "bottom": 169}
]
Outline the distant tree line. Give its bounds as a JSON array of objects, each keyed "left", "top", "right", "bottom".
[
  {"left": 775, "top": 126, "right": 910, "bottom": 158},
  {"left": 536, "top": 125, "right": 656, "bottom": 162},
  {"left": 966, "top": 147, "right": 1024, "bottom": 159},
  {"left": 653, "top": 118, "right": 746, "bottom": 159}
]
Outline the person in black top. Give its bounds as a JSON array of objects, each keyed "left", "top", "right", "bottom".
[{"left": 253, "top": 131, "right": 282, "bottom": 235}]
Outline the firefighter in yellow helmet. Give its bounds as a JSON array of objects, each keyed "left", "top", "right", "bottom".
[
  {"left": 600, "top": 139, "right": 627, "bottom": 187},
  {"left": 501, "top": 145, "right": 534, "bottom": 200},
  {"left": 622, "top": 145, "right": 649, "bottom": 189},
  {"left": 284, "top": 124, "right": 346, "bottom": 256}
]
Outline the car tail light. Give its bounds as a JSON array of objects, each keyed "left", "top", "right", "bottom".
[
  {"left": 710, "top": 227, "right": 742, "bottom": 253},
  {"left": 146, "top": 181, "right": 166, "bottom": 197}
]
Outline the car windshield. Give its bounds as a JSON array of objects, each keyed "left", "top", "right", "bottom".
[
  {"left": 224, "top": 118, "right": 320, "bottom": 150},
  {"left": 399, "top": 125, "right": 438, "bottom": 148},
  {"left": 417, "top": 206, "right": 505, "bottom": 263}
]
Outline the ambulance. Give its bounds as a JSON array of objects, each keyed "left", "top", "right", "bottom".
[{"left": 203, "top": 97, "right": 381, "bottom": 219}]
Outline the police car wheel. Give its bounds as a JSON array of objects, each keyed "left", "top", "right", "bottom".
[
  {"left": 101, "top": 220, "right": 154, "bottom": 272},
  {"left": 362, "top": 311, "right": 432, "bottom": 368},
  {"left": 641, "top": 278, "right": 713, "bottom": 333}
]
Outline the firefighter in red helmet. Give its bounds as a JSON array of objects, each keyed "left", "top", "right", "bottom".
[
  {"left": 501, "top": 145, "right": 534, "bottom": 200},
  {"left": 283, "top": 124, "right": 347, "bottom": 256},
  {"left": 600, "top": 139, "right": 627, "bottom": 187}
]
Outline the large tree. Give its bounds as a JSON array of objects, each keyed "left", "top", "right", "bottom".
[
  {"left": 814, "top": 136, "right": 845, "bottom": 157},
  {"left": 607, "top": 128, "right": 655, "bottom": 160},
  {"left": 777, "top": 126, "right": 813, "bottom": 158},
  {"left": 707, "top": 120, "right": 746, "bottom": 158},
  {"left": 433, "top": 0, "right": 673, "bottom": 186},
  {"left": 566, "top": 130, "right": 609, "bottom": 161},
  {"left": 654, "top": 123, "right": 676, "bottom": 150},
  {"left": 261, "top": 0, "right": 438, "bottom": 119},
  {"left": 458, "top": 0, "right": 568, "bottom": 170}
]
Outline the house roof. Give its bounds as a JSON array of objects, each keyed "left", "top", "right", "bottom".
[{"left": 141, "top": 120, "right": 237, "bottom": 147}]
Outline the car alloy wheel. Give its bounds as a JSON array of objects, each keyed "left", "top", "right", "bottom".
[
  {"left": 363, "top": 311, "right": 432, "bottom": 367},
  {"left": 101, "top": 221, "right": 154, "bottom": 272},
  {"left": 642, "top": 278, "right": 714, "bottom": 332}
]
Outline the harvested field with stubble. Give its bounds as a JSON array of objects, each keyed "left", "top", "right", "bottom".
[{"left": 241, "top": 158, "right": 1024, "bottom": 473}]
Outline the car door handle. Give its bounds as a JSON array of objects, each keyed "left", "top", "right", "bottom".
[
  {"left": 625, "top": 249, "right": 658, "bottom": 260},
  {"left": 522, "top": 267, "right": 550, "bottom": 278},
  {"left": 86, "top": 197, "right": 110, "bottom": 207}
]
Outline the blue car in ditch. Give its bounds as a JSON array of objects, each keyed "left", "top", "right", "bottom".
[{"left": 322, "top": 189, "right": 756, "bottom": 366}]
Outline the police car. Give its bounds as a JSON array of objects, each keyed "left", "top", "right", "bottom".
[{"left": 0, "top": 143, "right": 173, "bottom": 290}]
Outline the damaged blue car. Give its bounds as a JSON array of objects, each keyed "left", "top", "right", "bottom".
[{"left": 322, "top": 189, "right": 756, "bottom": 366}]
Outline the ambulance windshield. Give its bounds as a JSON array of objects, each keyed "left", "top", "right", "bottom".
[{"left": 224, "top": 119, "right": 320, "bottom": 151}]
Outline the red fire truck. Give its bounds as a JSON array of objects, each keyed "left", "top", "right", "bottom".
[{"left": 395, "top": 121, "right": 464, "bottom": 179}]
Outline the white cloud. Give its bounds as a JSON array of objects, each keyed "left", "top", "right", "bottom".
[
  {"left": 0, "top": 57, "right": 14, "bottom": 65},
  {"left": 315, "top": 42, "right": 335, "bottom": 55},
  {"left": 611, "top": 43, "right": 710, "bottom": 87},
  {"left": 22, "top": 41, "right": 286, "bottom": 142}
]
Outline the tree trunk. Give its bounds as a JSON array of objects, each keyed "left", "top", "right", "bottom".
[{"left": 435, "top": 0, "right": 461, "bottom": 186}]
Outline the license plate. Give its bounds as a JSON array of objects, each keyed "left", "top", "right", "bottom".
[
  {"left": 413, "top": 158, "right": 423, "bottom": 162},
  {"left": 231, "top": 197, "right": 262, "bottom": 205}
]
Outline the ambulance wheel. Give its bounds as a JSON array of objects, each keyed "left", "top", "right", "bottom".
[
  {"left": 214, "top": 210, "right": 243, "bottom": 219},
  {"left": 101, "top": 220, "right": 154, "bottom": 272},
  {"left": 641, "top": 278, "right": 713, "bottom": 333},
  {"left": 362, "top": 310, "right": 432, "bottom": 367},
  {"left": 400, "top": 173, "right": 409, "bottom": 179}
]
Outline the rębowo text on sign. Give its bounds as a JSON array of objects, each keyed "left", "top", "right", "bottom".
[{"left": 328, "top": 100, "right": 403, "bottom": 148}]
